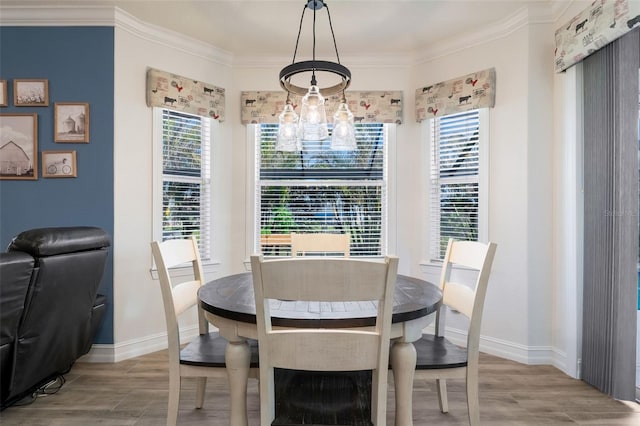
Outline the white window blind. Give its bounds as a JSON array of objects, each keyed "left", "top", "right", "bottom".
[
  {"left": 429, "top": 109, "right": 481, "bottom": 260},
  {"left": 256, "top": 123, "right": 388, "bottom": 257},
  {"left": 161, "top": 109, "right": 211, "bottom": 260}
]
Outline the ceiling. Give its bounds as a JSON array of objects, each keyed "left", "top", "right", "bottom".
[{"left": 5, "top": 0, "right": 571, "bottom": 58}]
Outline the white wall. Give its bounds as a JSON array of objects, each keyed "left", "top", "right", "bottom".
[
  {"left": 411, "top": 12, "right": 558, "bottom": 366},
  {"left": 106, "top": 11, "right": 237, "bottom": 361}
]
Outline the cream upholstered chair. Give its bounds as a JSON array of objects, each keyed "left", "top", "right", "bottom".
[
  {"left": 250, "top": 254, "right": 398, "bottom": 426},
  {"left": 151, "top": 237, "right": 258, "bottom": 426},
  {"left": 410, "top": 238, "right": 497, "bottom": 426},
  {"left": 290, "top": 232, "right": 350, "bottom": 256}
]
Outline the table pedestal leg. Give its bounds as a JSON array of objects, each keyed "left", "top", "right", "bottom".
[
  {"left": 391, "top": 341, "right": 416, "bottom": 426},
  {"left": 225, "top": 339, "right": 251, "bottom": 426}
]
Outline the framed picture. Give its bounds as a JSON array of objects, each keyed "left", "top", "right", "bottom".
[
  {"left": 55, "top": 103, "right": 89, "bottom": 143},
  {"left": 0, "top": 80, "right": 7, "bottom": 107},
  {"left": 14, "top": 79, "right": 49, "bottom": 106},
  {"left": 42, "top": 150, "right": 77, "bottom": 178},
  {"left": 0, "top": 113, "right": 38, "bottom": 180}
]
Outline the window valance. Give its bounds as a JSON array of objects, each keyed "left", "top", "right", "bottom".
[
  {"left": 415, "top": 68, "right": 496, "bottom": 122},
  {"left": 555, "top": 0, "right": 640, "bottom": 72},
  {"left": 146, "top": 68, "right": 225, "bottom": 121},
  {"left": 241, "top": 91, "right": 403, "bottom": 125}
]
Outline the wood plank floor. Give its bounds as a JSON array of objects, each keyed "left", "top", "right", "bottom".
[{"left": 1, "top": 350, "right": 639, "bottom": 425}]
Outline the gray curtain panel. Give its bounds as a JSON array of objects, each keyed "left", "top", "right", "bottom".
[{"left": 582, "top": 28, "right": 639, "bottom": 401}]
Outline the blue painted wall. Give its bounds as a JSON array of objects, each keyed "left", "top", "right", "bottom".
[{"left": 0, "top": 27, "right": 115, "bottom": 344}]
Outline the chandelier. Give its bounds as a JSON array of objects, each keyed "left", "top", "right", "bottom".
[{"left": 276, "top": 0, "right": 357, "bottom": 151}]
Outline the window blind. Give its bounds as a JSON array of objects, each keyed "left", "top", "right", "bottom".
[
  {"left": 161, "top": 109, "right": 211, "bottom": 259},
  {"left": 256, "top": 123, "right": 388, "bottom": 257},
  {"left": 430, "top": 110, "right": 480, "bottom": 259}
]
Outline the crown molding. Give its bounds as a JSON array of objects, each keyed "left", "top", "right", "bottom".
[
  {"left": 113, "top": 8, "right": 233, "bottom": 66},
  {"left": 413, "top": 4, "right": 555, "bottom": 65},
  {"left": 0, "top": 5, "right": 234, "bottom": 67}
]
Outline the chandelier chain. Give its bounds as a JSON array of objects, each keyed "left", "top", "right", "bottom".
[
  {"left": 325, "top": 3, "right": 341, "bottom": 65},
  {"left": 291, "top": 3, "right": 307, "bottom": 66}
]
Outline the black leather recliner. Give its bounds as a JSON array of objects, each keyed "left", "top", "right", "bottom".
[{"left": 0, "top": 226, "right": 110, "bottom": 409}]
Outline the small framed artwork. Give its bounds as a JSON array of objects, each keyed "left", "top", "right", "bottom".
[
  {"left": 14, "top": 79, "right": 49, "bottom": 106},
  {"left": 0, "top": 80, "right": 7, "bottom": 107},
  {"left": 54, "top": 102, "right": 89, "bottom": 143},
  {"left": 42, "top": 150, "right": 77, "bottom": 178},
  {"left": 0, "top": 113, "right": 38, "bottom": 180}
]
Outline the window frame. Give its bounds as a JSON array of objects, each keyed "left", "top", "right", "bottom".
[
  {"left": 152, "top": 107, "right": 219, "bottom": 273},
  {"left": 245, "top": 123, "right": 397, "bottom": 262},
  {"left": 422, "top": 108, "right": 489, "bottom": 265}
]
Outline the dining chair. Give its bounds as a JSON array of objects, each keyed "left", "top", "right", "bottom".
[
  {"left": 151, "top": 237, "right": 259, "bottom": 426},
  {"left": 290, "top": 232, "right": 350, "bottom": 256},
  {"left": 410, "top": 238, "right": 496, "bottom": 426},
  {"left": 250, "top": 254, "right": 398, "bottom": 426}
]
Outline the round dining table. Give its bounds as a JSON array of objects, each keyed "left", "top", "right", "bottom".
[{"left": 198, "top": 272, "right": 442, "bottom": 426}]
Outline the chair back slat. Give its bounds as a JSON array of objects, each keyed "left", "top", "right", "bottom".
[
  {"left": 442, "top": 282, "right": 475, "bottom": 318},
  {"left": 172, "top": 280, "right": 200, "bottom": 316},
  {"left": 258, "top": 257, "right": 388, "bottom": 302},
  {"left": 446, "top": 240, "right": 492, "bottom": 270},
  {"left": 156, "top": 238, "right": 200, "bottom": 268},
  {"left": 267, "top": 331, "right": 380, "bottom": 371},
  {"left": 290, "top": 232, "right": 350, "bottom": 257}
]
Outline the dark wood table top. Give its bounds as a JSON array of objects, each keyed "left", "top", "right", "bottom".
[{"left": 199, "top": 272, "right": 442, "bottom": 329}]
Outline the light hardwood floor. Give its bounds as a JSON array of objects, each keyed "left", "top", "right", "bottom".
[{"left": 1, "top": 350, "right": 639, "bottom": 425}]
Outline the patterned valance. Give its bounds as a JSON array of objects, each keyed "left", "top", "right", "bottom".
[
  {"left": 146, "top": 68, "right": 225, "bottom": 121},
  {"left": 415, "top": 68, "right": 496, "bottom": 122},
  {"left": 555, "top": 0, "right": 640, "bottom": 72},
  {"left": 241, "top": 91, "right": 403, "bottom": 125}
]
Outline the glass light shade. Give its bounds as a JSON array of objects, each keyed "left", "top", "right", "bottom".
[
  {"left": 275, "top": 101, "right": 301, "bottom": 151},
  {"left": 297, "top": 85, "right": 329, "bottom": 141},
  {"left": 330, "top": 100, "right": 357, "bottom": 150}
]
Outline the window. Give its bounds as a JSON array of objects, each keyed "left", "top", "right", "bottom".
[
  {"left": 154, "top": 108, "right": 211, "bottom": 260},
  {"left": 428, "top": 109, "right": 488, "bottom": 260},
  {"left": 254, "top": 123, "right": 392, "bottom": 257}
]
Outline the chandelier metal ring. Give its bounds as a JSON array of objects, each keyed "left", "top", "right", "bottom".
[{"left": 279, "top": 60, "right": 351, "bottom": 97}]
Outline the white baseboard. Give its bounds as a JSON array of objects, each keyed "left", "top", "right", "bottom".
[
  {"left": 78, "top": 325, "right": 200, "bottom": 363},
  {"left": 422, "top": 324, "right": 573, "bottom": 374},
  {"left": 444, "top": 326, "right": 554, "bottom": 365}
]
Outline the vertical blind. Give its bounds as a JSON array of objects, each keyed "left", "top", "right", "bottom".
[
  {"left": 256, "top": 123, "right": 388, "bottom": 257},
  {"left": 581, "top": 29, "right": 638, "bottom": 401},
  {"left": 161, "top": 109, "right": 211, "bottom": 259},
  {"left": 429, "top": 109, "right": 480, "bottom": 259}
]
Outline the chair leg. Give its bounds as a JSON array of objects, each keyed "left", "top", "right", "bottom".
[
  {"left": 466, "top": 373, "right": 480, "bottom": 426},
  {"left": 195, "top": 377, "right": 207, "bottom": 408},
  {"left": 371, "top": 368, "right": 387, "bottom": 425},
  {"left": 167, "top": 373, "right": 180, "bottom": 426},
  {"left": 259, "top": 367, "right": 275, "bottom": 426},
  {"left": 436, "top": 378, "right": 449, "bottom": 413}
]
